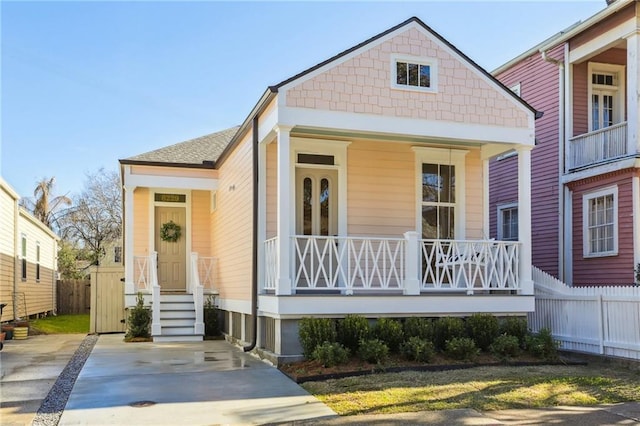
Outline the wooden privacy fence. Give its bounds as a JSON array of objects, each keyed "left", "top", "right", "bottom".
[
  {"left": 530, "top": 266, "right": 640, "bottom": 360},
  {"left": 57, "top": 279, "right": 91, "bottom": 314}
]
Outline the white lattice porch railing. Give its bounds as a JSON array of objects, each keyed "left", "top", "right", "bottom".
[
  {"left": 292, "top": 236, "right": 405, "bottom": 294},
  {"left": 264, "top": 237, "right": 278, "bottom": 291},
  {"left": 133, "top": 256, "right": 151, "bottom": 292},
  {"left": 569, "top": 122, "right": 627, "bottom": 169},
  {"left": 197, "top": 256, "right": 218, "bottom": 291},
  {"left": 420, "top": 239, "right": 520, "bottom": 293}
]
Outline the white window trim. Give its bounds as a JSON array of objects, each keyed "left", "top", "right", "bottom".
[
  {"left": 36, "top": 241, "right": 41, "bottom": 282},
  {"left": 391, "top": 54, "right": 438, "bottom": 93},
  {"left": 587, "top": 62, "right": 625, "bottom": 132},
  {"left": 412, "top": 146, "right": 468, "bottom": 239},
  {"left": 497, "top": 203, "right": 518, "bottom": 241},
  {"left": 21, "top": 233, "right": 27, "bottom": 280},
  {"left": 582, "top": 185, "right": 618, "bottom": 258},
  {"left": 291, "top": 138, "right": 350, "bottom": 237}
]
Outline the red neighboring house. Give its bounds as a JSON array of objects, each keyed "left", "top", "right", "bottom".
[{"left": 491, "top": 0, "right": 640, "bottom": 286}]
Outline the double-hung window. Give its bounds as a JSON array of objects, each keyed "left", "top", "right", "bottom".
[
  {"left": 21, "top": 235, "right": 27, "bottom": 280},
  {"left": 583, "top": 187, "right": 617, "bottom": 257},
  {"left": 497, "top": 204, "right": 518, "bottom": 241}
]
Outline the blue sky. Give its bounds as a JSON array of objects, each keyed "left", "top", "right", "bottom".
[{"left": 2, "top": 1, "right": 604, "bottom": 198}]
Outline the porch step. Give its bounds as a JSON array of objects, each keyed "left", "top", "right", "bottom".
[
  {"left": 153, "top": 335, "right": 203, "bottom": 343},
  {"left": 152, "top": 293, "right": 202, "bottom": 342}
]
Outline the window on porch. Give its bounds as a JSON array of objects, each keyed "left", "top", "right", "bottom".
[{"left": 583, "top": 186, "right": 617, "bottom": 257}]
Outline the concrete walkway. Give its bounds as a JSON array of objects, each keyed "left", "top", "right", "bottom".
[
  {"left": 0, "top": 334, "right": 86, "bottom": 426},
  {"left": 58, "top": 334, "right": 336, "bottom": 425}
]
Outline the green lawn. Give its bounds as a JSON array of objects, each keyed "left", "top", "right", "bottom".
[
  {"left": 30, "top": 314, "right": 90, "bottom": 334},
  {"left": 302, "top": 364, "right": 640, "bottom": 415}
]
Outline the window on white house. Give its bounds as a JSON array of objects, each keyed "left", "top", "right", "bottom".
[
  {"left": 392, "top": 55, "right": 437, "bottom": 92},
  {"left": 588, "top": 63, "right": 624, "bottom": 132},
  {"left": 583, "top": 187, "right": 617, "bottom": 257},
  {"left": 497, "top": 204, "right": 518, "bottom": 241},
  {"left": 36, "top": 242, "right": 41, "bottom": 281},
  {"left": 21, "top": 235, "right": 27, "bottom": 280}
]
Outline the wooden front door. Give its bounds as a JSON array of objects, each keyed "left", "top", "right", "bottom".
[{"left": 155, "top": 206, "right": 186, "bottom": 291}]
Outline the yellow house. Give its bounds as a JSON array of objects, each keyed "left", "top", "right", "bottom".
[
  {"left": 120, "top": 17, "right": 538, "bottom": 362},
  {"left": 1, "top": 177, "right": 59, "bottom": 322}
]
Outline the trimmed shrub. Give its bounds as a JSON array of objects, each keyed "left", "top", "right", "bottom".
[
  {"left": 311, "top": 342, "right": 350, "bottom": 367},
  {"left": 434, "top": 317, "right": 466, "bottom": 351},
  {"left": 466, "top": 313, "right": 500, "bottom": 351},
  {"left": 126, "top": 293, "right": 151, "bottom": 339},
  {"left": 298, "top": 317, "right": 336, "bottom": 358},
  {"left": 490, "top": 334, "right": 521, "bottom": 361},
  {"left": 373, "top": 318, "right": 404, "bottom": 353},
  {"left": 337, "top": 315, "right": 370, "bottom": 352},
  {"left": 500, "top": 317, "right": 529, "bottom": 348},
  {"left": 403, "top": 317, "right": 435, "bottom": 341},
  {"left": 525, "top": 328, "right": 559, "bottom": 361},
  {"left": 445, "top": 337, "right": 479, "bottom": 361},
  {"left": 357, "top": 338, "right": 389, "bottom": 364},
  {"left": 400, "top": 337, "right": 435, "bottom": 363}
]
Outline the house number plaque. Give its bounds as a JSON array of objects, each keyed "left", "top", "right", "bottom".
[{"left": 154, "top": 193, "right": 186, "bottom": 203}]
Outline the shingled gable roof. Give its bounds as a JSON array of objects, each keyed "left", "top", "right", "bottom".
[
  {"left": 123, "top": 16, "right": 540, "bottom": 171},
  {"left": 120, "top": 126, "right": 240, "bottom": 168}
]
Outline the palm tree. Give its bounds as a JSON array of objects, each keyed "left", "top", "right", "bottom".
[{"left": 31, "top": 177, "right": 71, "bottom": 229}]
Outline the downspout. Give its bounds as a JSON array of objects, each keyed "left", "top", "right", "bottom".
[
  {"left": 244, "top": 116, "right": 259, "bottom": 352},
  {"left": 541, "top": 47, "right": 566, "bottom": 281}
]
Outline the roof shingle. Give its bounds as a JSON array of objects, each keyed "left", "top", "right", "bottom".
[{"left": 123, "top": 126, "right": 239, "bottom": 166}]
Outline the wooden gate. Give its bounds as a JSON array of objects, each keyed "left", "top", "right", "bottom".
[
  {"left": 89, "top": 266, "right": 125, "bottom": 333},
  {"left": 57, "top": 279, "right": 91, "bottom": 314}
]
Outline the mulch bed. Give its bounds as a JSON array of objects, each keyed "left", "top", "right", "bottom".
[{"left": 279, "top": 353, "right": 587, "bottom": 383}]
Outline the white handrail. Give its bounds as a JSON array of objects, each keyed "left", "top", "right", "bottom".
[
  {"left": 150, "top": 251, "right": 161, "bottom": 336},
  {"left": 291, "top": 236, "right": 405, "bottom": 293},
  {"left": 190, "top": 252, "right": 204, "bottom": 336},
  {"left": 420, "top": 239, "right": 520, "bottom": 293}
]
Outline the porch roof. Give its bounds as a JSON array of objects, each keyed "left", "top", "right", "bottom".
[{"left": 120, "top": 126, "right": 240, "bottom": 168}]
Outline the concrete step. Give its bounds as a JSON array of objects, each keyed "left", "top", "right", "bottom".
[
  {"left": 153, "top": 334, "right": 203, "bottom": 343},
  {"left": 160, "top": 325, "right": 196, "bottom": 335}
]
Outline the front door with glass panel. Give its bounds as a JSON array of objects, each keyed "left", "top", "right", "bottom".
[{"left": 295, "top": 168, "right": 338, "bottom": 290}]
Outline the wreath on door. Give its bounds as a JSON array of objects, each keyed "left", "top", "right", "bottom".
[{"left": 160, "top": 221, "right": 182, "bottom": 243}]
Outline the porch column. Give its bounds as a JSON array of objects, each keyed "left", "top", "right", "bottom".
[
  {"left": 627, "top": 32, "right": 640, "bottom": 155},
  {"left": 482, "top": 157, "right": 490, "bottom": 238},
  {"left": 275, "top": 125, "right": 293, "bottom": 295},
  {"left": 517, "top": 146, "right": 533, "bottom": 295},
  {"left": 123, "top": 177, "right": 136, "bottom": 299},
  {"left": 403, "top": 231, "right": 420, "bottom": 295}
]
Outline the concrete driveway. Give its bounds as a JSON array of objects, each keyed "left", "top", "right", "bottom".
[
  {"left": 0, "top": 334, "right": 87, "bottom": 426},
  {"left": 58, "top": 334, "right": 336, "bottom": 425}
]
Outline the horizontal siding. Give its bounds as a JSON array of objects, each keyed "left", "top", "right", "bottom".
[
  {"left": 16, "top": 262, "right": 56, "bottom": 318},
  {"left": 0, "top": 253, "right": 14, "bottom": 322},
  {"left": 266, "top": 142, "right": 277, "bottom": 239},
  {"left": 465, "top": 149, "right": 483, "bottom": 239},
  {"left": 492, "top": 43, "right": 563, "bottom": 277},
  {"left": 569, "top": 3, "right": 635, "bottom": 50},
  {"left": 133, "top": 188, "right": 150, "bottom": 255},
  {"left": 130, "top": 165, "right": 218, "bottom": 179},
  {"left": 347, "top": 140, "right": 414, "bottom": 237},
  {"left": 0, "top": 186, "right": 16, "bottom": 257},
  {"left": 191, "top": 190, "right": 211, "bottom": 257},
  {"left": 212, "top": 133, "right": 253, "bottom": 302},
  {"left": 570, "top": 171, "right": 635, "bottom": 286}
]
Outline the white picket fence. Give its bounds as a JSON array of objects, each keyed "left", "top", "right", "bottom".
[{"left": 530, "top": 266, "right": 640, "bottom": 360}]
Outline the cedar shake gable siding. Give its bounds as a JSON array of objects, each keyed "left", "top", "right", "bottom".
[{"left": 284, "top": 26, "right": 532, "bottom": 127}]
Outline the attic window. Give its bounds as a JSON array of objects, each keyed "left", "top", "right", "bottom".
[{"left": 392, "top": 55, "right": 437, "bottom": 93}]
